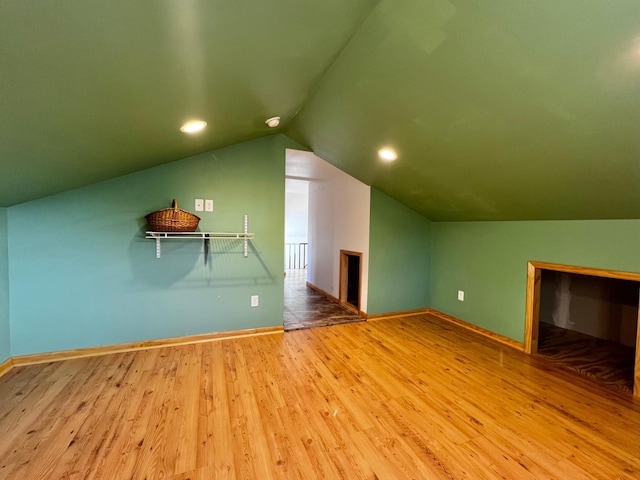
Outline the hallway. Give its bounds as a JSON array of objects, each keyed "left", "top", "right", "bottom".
[{"left": 283, "top": 269, "right": 363, "bottom": 331}]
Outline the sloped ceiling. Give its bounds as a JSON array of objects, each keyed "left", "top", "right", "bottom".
[
  {"left": 0, "top": 0, "right": 377, "bottom": 206},
  {"left": 1, "top": 0, "right": 639, "bottom": 221}
]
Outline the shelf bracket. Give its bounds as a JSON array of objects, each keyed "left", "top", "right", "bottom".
[
  {"left": 243, "top": 214, "right": 248, "bottom": 258},
  {"left": 204, "top": 234, "right": 210, "bottom": 265},
  {"left": 155, "top": 236, "right": 161, "bottom": 258}
]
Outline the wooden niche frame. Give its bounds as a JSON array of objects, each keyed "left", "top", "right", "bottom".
[
  {"left": 524, "top": 261, "right": 640, "bottom": 398},
  {"left": 339, "top": 250, "right": 363, "bottom": 316}
]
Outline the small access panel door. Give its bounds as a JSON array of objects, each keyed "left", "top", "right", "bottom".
[{"left": 340, "top": 250, "right": 362, "bottom": 314}]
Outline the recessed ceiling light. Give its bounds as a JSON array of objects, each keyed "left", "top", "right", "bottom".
[
  {"left": 265, "top": 116, "right": 281, "bottom": 128},
  {"left": 180, "top": 120, "right": 207, "bottom": 134},
  {"left": 378, "top": 148, "right": 397, "bottom": 161}
]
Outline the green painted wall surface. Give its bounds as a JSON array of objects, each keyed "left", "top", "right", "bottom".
[
  {"left": 367, "top": 188, "right": 431, "bottom": 315},
  {"left": 430, "top": 220, "right": 640, "bottom": 342},
  {"left": 8, "top": 136, "right": 286, "bottom": 356},
  {"left": 0, "top": 209, "right": 10, "bottom": 363}
]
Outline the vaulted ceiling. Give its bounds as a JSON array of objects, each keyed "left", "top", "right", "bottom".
[{"left": 1, "top": 0, "right": 639, "bottom": 220}]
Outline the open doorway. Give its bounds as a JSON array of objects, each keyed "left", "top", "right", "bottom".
[
  {"left": 284, "top": 149, "right": 370, "bottom": 331},
  {"left": 283, "top": 182, "right": 362, "bottom": 331},
  {"left": 285, "top": 178, "right": 309, "bottom": 270},
  {"left": 525, "top": 261, "right": 640, "bottom": 396}
]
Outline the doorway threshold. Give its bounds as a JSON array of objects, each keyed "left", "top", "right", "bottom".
[{"left": 284, "top": 269, "right": 363, "bottom": 331}]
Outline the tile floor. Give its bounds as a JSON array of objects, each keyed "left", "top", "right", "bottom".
[{"left": 283, "top": 269, "right": 364, "bottom": 331}]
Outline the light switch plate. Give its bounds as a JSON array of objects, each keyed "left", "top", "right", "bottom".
[
  {"left": 205, "top": 199, "right": 213, "bottom": 212},
  {"left": 194, "top": 199, "right": 204, "bottom": 211},
  {"left": 457, "top": 290, "right": 465, "bottom": 301}
]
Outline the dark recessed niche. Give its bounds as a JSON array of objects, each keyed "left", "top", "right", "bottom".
[{"left": 537, "top": 270, "right": 639, "bottom": 393}]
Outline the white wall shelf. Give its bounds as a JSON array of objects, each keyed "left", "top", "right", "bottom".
[{"left": 146, "top": 215, "right": 253, "bottom": 259}]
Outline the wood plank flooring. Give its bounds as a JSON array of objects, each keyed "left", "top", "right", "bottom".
[
  {"left": 0, "top": 314, "right": 639, "bottom": 479},
  {"left": 537, "top": 322, "right": 635, "bottom": 393}
]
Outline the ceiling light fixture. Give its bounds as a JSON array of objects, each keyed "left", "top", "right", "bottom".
[
  {"left": 378, "top": 148, "right": 398, "bottom": 162},
  {"left": 265, "top": 116, "right": 281, "bottom": 128},
  {"left": 180, "top": 120, "right": 207, "bottom": 134}
]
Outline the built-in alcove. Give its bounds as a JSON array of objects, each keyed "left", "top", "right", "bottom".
[
  {"left": 540, "top": 272, "right": 638, "bottom": 346},
  {"left": 339, "top": 250, "right": 362, "bottom": 315},
  {"left": 525, "top": 262, "right": 640, "bottom": 397}
]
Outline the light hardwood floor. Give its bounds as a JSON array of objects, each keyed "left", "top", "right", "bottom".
[{"left": 0, "top": 314, "right": 638, "bottom": 479}]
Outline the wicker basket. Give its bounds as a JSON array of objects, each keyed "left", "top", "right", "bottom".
[{"left": 145, "top": 199, "right": 201, "bottom": 232}]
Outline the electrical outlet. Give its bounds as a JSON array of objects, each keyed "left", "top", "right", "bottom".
[
  {"left": 251, "top": 295, "right": 259, "bottom": 307},
  {"left": 194, "top": 199, "right": 204, "bottom": 211},
  {"left": 205, "top": 199, "right": 213, "bottom": 212},
  {"left": 457, "top": 290, "right": 465, "bottom": 301}
]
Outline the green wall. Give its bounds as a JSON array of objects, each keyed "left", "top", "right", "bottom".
[
  {"left": 0, "top": 209, "right": 10, "bottom": 363},
  {"left": 430, "top": 220, "right": 640, "bottom": 342},
  {"left": 367, "top": 188, "right": 432, "bottom": 315},
  {"left": 8, "top": 132, "right": 638, "bottom": 357},
  {"left": 8, "top": 135, "right": 287, "bottom": 356}
]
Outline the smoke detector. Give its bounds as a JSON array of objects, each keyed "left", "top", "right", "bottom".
[{"left": 265, "top": 116, "right": 281, "bottom": 128}]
